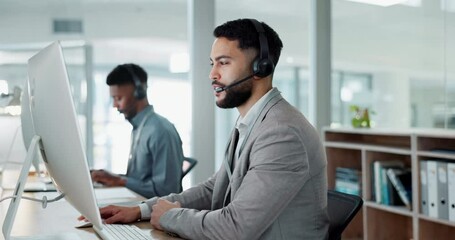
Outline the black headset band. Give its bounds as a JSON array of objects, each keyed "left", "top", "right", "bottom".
[
  {"left": 122, "top": 64, "right": 146, "bottom": 99},
  {"left": 123, "top": 64, "right": 142, "bottom": 88},
  {"left": 249, "top": 19, "right": 270, "bottom": 62}
]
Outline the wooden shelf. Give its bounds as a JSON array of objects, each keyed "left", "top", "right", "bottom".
[
  {"left": 324, "top": 130, "right": 411, "bottom": 149},
  {"left": 365, "top": 207, "right": 413, "bottom": 240},
  {"left": 364, "top": 201, "right": 413, "bottom": 217},
  {"left": 323, "top": 127, "right": 455, "bottom": 240},
  {"left": 419, "top": 218, "right": 455, "bottom": 239}
]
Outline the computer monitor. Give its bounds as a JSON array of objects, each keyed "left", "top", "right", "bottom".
[
  {"left": 20, "top": 77, "right": 43, "bottom": 176},
  {"left": 2, "top": 41, "right": 103, "bottom": 239}
]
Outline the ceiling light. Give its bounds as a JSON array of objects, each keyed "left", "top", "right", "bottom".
[{"left": 346, "top": 0, "right": 409, "bottom": 7}]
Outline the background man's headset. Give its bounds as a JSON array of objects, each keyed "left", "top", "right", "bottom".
[{"left": 123, "top": 64, "right": 147, "bottom": 100}]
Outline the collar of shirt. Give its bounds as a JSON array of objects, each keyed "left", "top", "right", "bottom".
[
  {"left": 129, "top": 105, "right": 154, "bottom": 129},
  {"left": 235, "top": 87, "right": 280, "bottom": 156}
]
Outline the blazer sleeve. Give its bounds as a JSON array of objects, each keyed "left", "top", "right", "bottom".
[
  {"left": 143, "top": 170, "right": 220, "bottom": 212},
  {"left": 159, "top": 124, "right": 312, "bottom": 240}
]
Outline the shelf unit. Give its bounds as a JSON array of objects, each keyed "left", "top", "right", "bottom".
[{"left": 323, "top": 127, "right": 455, "bottom": 240}]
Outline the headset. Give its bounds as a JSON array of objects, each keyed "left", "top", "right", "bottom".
[
  {"left": 214, "top": 19, "right": 275, "bottom": 93},
  {"left": 123, "top": 64, "right": 146, "bottom": 100},
  {"left": 249, "top": 19, "right": 275, "bottom": 78}
]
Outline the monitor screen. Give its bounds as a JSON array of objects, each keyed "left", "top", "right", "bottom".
[
  {"left": 3, "top": 41, "right": 104, "bottom": 239},
  {"left": 26, "top": 41, "right": 102, "bottom": 227},
  {"left": 3, "top": 41, "right": 143, "bottom": 240},
  {"left": 3, "top": 41, "right": 160, "bottom": 240}
]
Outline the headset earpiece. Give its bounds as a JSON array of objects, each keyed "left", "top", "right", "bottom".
[
  {"left": 253, "top": 57, "right": 274, "bottom": 78},
  {"left": 124, "top": 64, "right": 146, "bottom": 100},
  {"left": 250, "top": 19, "right": 274, "bottom": 78},
  {"left": 133, "top": 84, "right": 146, "bottom": 100}
]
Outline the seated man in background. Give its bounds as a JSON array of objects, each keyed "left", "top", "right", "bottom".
[
  {"left": 84, "top": 19, "right": 329, "bottom": 239},
  {"left": 91, "top": 63, "right": 184, "bottom": 198}
]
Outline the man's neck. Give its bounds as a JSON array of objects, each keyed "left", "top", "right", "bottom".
[
  {"left": 237, "top": 83, "right": 272, "bottom": 117},
  {"left": 127, "top": 101, "right": 150, "bottom": 123},
  {"left": 136, "top": 100, "right": 150, "bottom": 113}
]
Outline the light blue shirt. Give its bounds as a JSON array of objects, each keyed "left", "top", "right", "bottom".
[{"left": 126, "top": 105, "right": 184, "bottom": 198}]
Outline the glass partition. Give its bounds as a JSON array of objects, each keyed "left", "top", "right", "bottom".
[{"left": 332, "top": 0, "right": 454, "bottom": 129}]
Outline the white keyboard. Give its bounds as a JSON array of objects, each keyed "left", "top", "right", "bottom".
[
  {"left": 99, "top": 224, "right": 154, "bottom": 240},
  {"left": 24, "top": 181, "right": 56, "bottom": 192}
]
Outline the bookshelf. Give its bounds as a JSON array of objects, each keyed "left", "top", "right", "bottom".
[{"left": 323, "top": 127, "right": 455, "bottom": 240}]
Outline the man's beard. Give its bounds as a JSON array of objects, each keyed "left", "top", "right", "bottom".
[{"left": 216, "top": 80, "right": 252, "bottom": 109}]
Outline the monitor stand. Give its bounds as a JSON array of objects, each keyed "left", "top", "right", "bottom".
[
  {"left": 2, "top": 136, "right": 71, "bottom": 240},
  {"left": 2, "top": 135, "right": 40, "bottom": 240}
]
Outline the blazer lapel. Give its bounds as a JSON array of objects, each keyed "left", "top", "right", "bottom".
[
  {"left": 212, "top": 128, "right": 238, "bottom": 209},
  {"left": 225, "top": 93, "right": 284, "bottom": 205},
  {"left": 214, "top": 92, "right": 284, "bottom": 209}
]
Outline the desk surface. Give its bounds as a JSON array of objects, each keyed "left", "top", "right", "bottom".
[{"left": 0, "top": 171, "right": 180, "bottom": 240}]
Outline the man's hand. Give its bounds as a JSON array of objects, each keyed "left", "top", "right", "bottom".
[
  {"left": 78, "top": 205, "right": 141, "bottom": 224},
  {"left": 90, "top": 169, "right": 126, "bottom": 187},
  {"left": 150, "top": 199, "right": 181, "bottom": 230}
]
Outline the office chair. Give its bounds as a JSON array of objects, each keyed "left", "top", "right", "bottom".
[
  {"left": 182, "top": 157, "right": 197, "bottom": 179},
  {"left": 327, "top": 190, "right": 363, "bottom": 240}
]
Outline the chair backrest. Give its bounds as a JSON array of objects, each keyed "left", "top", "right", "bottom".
[
  {"left": 182, "top": 157, "right": 197, "bottom": 179},
  {"left": 327, "top": 190, "right": 363, "bottom": 240}
]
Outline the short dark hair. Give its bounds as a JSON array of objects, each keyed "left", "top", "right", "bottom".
[
  {"left": 213, "top": 18, "right": 283, "bottom": 67},
  {"left": 106, "top": 63, "right": 147, "bottom": 86}
]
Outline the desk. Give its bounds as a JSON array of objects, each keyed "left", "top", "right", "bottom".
[{"left": 0, "top": 172, "right": 180, "bottom": 240}]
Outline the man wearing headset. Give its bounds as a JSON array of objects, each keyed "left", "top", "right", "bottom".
[
  {"left": 90, "top": 63, "right": 184, "bottom": 199},
  {"left": 87, "top": 19, "right": 329, "bottom": 239}
]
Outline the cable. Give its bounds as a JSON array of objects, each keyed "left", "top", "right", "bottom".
[{"left": 0, "top": 193, "right": 65, "bottom": 209}]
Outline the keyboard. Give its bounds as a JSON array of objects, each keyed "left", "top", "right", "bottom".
[
  {"left": 24, "top": 181, "right": 56, "bottom": 192},
  {"left": 97, "top": 224, "right": 154, "bottom": 240}
]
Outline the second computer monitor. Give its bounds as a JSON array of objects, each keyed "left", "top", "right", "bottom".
[{"left": 20, "top": 78, "right": 42, "bottom": 174}]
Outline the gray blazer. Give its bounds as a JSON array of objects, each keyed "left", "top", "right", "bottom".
[{"left": 145, "top": 93, "right": 329, "bottom": 239}]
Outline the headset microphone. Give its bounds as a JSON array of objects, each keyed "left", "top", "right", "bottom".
[{"left": 214, "top": 74, "right": 254, "bottom": 93}]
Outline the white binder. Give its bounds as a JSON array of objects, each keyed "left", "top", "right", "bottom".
[
  {"left": 448, "top": 163, "right": 455, "bottom": 222},
  {"left": 420, "top": 160, "right": 429, "bottom": 216},
  {"left": 427, "top": 160, "right": 439, "bottom": 218},
  {"left": 437, "top": 161, "right": 448, "bottom": 220}
]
